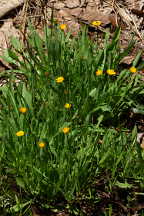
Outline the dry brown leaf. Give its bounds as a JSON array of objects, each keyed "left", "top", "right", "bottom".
[
  {"left": 125, "top": 0, "right": 143, "bottom": 10},
  {"left": 57, "top": 8, "right": 74, "bottom": 22},
  {"left": 121, "top": 56, "right": 135, "bottom": 65},
  {"left": 117, "top": 6, "right": 133, "bottom": 25},
  {"left": 56, "top": 6, "right": 82, "bottom": 35},
  {"left": 0, "top": 19, "right": 21, "bottom": 68},
  {"left": 79, "top": 8, "right": 111, "bottom": 26},
  {"left": 65, "top": 0, "right": 80, "bottom": 9},
  {"left": 68, "top": 8, "right": 83, "bottom": 17},
  {"left": 86, "top": 0, "right": 101, "bottom": 8},
  {"left": 0, "top": 0, "right": 24, "bottom": 18},
  {"left": 53, "top": 2, "right": 65, "bottom": 10},
  {"left": 79, "top": 0, "right": 87, "bottom": 7}
]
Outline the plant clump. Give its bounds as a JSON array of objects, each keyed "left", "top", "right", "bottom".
[{"left": 0, "top": 24, "right": 144, "bottom": 215}]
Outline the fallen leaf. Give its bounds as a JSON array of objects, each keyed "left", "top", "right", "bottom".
[
  {"left": 57, "top": 9, "right": 73, "bottom": 22},
  {"left": 65, "top": 0, "right": 80, "bottom": 9},
  {"left": 0, "top": 19, "right": 21, "bottom": 68},
  {"left": 53, "top": 2, "right": 65, "bottom": 10},
  {"left": 120, "top": 56, "right": 135, "bottom": 65},
  {"left": 0, "top": 0, "right": 24, "bottom": 18},
  {"left": 68, "top": 8, "right": 83, "bottom": 17},
  {"left": 79, "top": 9, "right": 112, "bottom": 26}
]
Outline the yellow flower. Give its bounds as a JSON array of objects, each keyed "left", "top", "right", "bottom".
[
  {"left": 19, "top": 107, "right": 27, "bottom": 113},
  {"left": 96, "top": 69, "right": 103, "bottom": 76},
  {"left": 129, "top": 66, "right": 137, "bottom": 73},
  {"left": 59, "top": 24, "right": 67, "bottom": 30},
  {"left": 55, "top": 76, "right": 64, "bottom": 83},
  {"left": 16, "top": 131, "right": 25, "bottom": 137},
  {"left": 91, "top": 20, "right": 102, "bottom": 27},
  {"left": 64, "top": 103, "right": 71, "bottom": 109},
  {"left": 62, "top": 127, "right": 70, "bottom": 134},
  {"left": 38, "top": 142, "right": 46, "bottom": 148},
  {"left": 106, "top": 69, "right": 116, "bottom": 75}
]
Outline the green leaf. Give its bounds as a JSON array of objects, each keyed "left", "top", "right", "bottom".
[
  {"left": 132, "top": 106, "right": 144, "bottom": 115},
  {"left": 89, "top": 88, "right": 97, "bottom": 97},
  {"left": 10, "top": 200, "right": 31, "bottom": 212},
  {"left": 115, "top": 181, "right": 132, "bottom": 189},
  {"left": 10, "top": 36, "right": 23, "bottom": 51},
  {"left": 16, "top": 177, "right": 25, "bottom": 189},
  {"left": 107, "top": 27, "right": 120, "bottom": 51},
  {"left": 0, "top": 50, "right": 17, "bottom": 64},
  {"left": 99, "top": 150, "right": 111, "bottom": 165},
  {"left": 22, "top": 84, "right": 32, "bottom": 108},
  {"left": 132, "top": 50, "right": 142, "bottom": 67}
]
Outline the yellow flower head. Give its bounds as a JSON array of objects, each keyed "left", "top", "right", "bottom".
[
  {"left": 96, "top": 69, "right": 103, "bottom": 76},
  {"left": 56, "top": 76, "right": 64, "bottom": 83},
  {"left": 129, "top": 66, "right": 137, "bottom": 73},
  {"left": 16, "top": 131, "right": 25, "bottom": 137},
  {"left": 64, "top": 103, "right": 72, "bottom": 109},
  {"left": 106, "top": 69, "right": 116, "bottom": 75},
  {"left": 38, "top": 142, "right": 46, "bottom": 148},
  {"left": 91, "top": 20, "right": 102, "bottom": 27},
  {"left": 19, "top": 107, "right": 27, "bottom": 113},
  {"left": 59, "top": 24, "right": 67, "bottom": 30},
  {"left": 62, "top": 127, "right": 70, "bottom": 134}
]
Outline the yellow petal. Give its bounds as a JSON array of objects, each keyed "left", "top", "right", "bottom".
[{"left": 16, "top": 131, "right": 25, "bottom": 137}]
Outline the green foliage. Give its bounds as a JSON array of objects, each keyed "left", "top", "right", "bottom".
[{"left": 0, "top": 25, "right": 144, "bottom": 214}]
